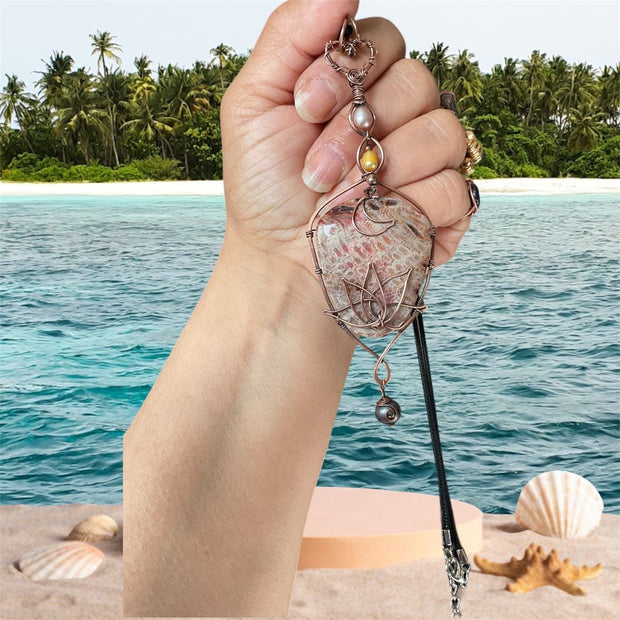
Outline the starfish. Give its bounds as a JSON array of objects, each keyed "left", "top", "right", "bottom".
[{"left": 474, "top": 543, "right": 603, "bottom": 595}]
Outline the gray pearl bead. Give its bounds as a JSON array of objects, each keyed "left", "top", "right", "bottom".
[
  {"left": 351, "top": 104, "right": 374, "bottom": 132},
  {"left": 375, "top": 396, "right": 401, "bottom": 426}
]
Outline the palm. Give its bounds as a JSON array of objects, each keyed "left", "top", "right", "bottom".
[
  {"left": 56, "top": 69, "right": 103, "bottom": 164},
  {"left": 36, "top": 52, "right": 74, "bottom": 108},
  {"left": 90, "top": 31, "right": 122, "bottom": 77},
  {"left": 0, "top": 74, "right": 34, "bottom": 129},
  {"left": 425, "top": 42, "right": 452, "bottom": 90}
]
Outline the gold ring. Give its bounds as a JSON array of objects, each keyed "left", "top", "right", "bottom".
[{"left": 459, "top": 130, "right": 483, "bottom": 177}]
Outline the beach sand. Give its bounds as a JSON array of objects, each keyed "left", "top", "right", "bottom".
[
  {"left": 1, "top": 503, "right": 618, "bottom": 619},
  {"left": 1, "top": 177, "right": 619, "bottom": 197},
  {"left": 1, "top": 504, "right": 123, "bottom": 619}
]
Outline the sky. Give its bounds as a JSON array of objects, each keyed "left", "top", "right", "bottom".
[{"left": 1, "top": 0, "right": 619, "bottom": 93}]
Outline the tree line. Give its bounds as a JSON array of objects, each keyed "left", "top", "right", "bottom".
[
  {"left": 1, "top": 33, "right": 618, "bottom": 181},
  {"left": 409, "top": 44, "right": 619, "bottom": 178}
]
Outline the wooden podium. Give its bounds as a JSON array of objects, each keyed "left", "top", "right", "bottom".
[{"left": 298, "top": 487, "right": 483, "bottom": 569}]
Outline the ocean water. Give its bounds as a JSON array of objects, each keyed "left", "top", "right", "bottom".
[{"left": 1, "top": 193, "right": 618, "bottom": 514}]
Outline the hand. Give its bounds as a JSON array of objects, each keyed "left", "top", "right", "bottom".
[{"left": 222, "top": 0, "right": 471, "bottom": 282}]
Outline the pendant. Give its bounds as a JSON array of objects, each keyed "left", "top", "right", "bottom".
[
  {"left": 308, "top": 181, "right": 435, "bottom": 425},
  {"left": 310, "top": 192, "right": 434, "bottom": 340},
  {"left": 307, "top": 18, "right": 436, "bottom": 424}
]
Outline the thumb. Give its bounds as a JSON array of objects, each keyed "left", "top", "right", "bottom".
[{"left": 239, "top": 0, "right": 359, "bottom": 98}]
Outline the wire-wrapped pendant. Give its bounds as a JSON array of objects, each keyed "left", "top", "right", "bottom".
[{"left": 307, "top": 18, "right": 436, "bottom": 423}]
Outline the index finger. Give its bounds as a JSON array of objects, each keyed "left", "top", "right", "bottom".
[{"left": 234, "top": 0, "right": 359, "bottom": 104}]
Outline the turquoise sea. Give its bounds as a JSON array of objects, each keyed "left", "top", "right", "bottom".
[{"left": 1, "top": 193, "right": 618, "bottom": 514}]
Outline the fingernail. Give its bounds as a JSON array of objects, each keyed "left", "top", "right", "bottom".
[
  {"left": 317, "top": 179, "right": 353, "bottom": 208},
  {"left": 440, "top": 91, "right": 457, "bottom": 114},
  {"left": 302, "top": 144, "right": 346, "bottom": 193},
  {"left": 295, "top": 77, "right": 339, "bottom": 123}
]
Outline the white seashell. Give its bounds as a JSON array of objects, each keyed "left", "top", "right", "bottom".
[
  {"left": 66, "top": 514, "right": 118, "bottom": 542},
  {"left": 515, "top": 470, "right": 603, "bottom": 539},
  {"left": 18, "top": 542, "right": 104, "bottom": 580}
]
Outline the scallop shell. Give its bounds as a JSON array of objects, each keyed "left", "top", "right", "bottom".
[
  {"left": 66, "top": 514, "right": 118, "bottom": 542},
  {"left": 18, "top": 542, "right": 104, "bottom": 580},
  {"left": 515, "top": 470, "right": 603, "bottom": 538}
]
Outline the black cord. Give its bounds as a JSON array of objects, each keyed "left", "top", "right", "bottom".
[{"left": 412, "top": 313, "right": 464, "bottom": 550}]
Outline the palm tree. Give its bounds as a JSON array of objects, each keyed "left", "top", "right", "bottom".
[
  {"left": 540, "top": 56, "right": 568, "bottom": 126},
  {"left": 0, "top": 74, "right": 35, "bottom": 130},
  {"left": 56, "top": 68, "right": 104, "bottom": 163},
  {"left": 444, "top": 50, "right": 483, "bottom": 118},
  {"left": 159, "top": 65, "right": 192, "bottom": 119},
  {"left": 425, "top": 42, "right": 452, "bottom": 90},
  {"left": 158, "top": 64, "right": 215, "bottom": 176},
  {"left": 36, "top": 52, "right": 74, "bottom": 106},
  {"left": 566, "top": 106, "right": 602, "bottom": 152},
  {"left": 558, "top": 63, "right": 597, "bottom": 133},
  {"left": 598, "top": 64, "right": 620, "bottom": 126},
  {"left": 194, "top": 63, "right": 225, "bottom": 107},
  {"left": 521, "top": 51, "right": 547, "bottom": 127},
  {"left": 90, "top": 31, "right": 122, "bottom": 77},
  {"left": 36, "top": 52, "right": 75, "bottom": 161},
  {"left": 478, "top": 70, "right": 503, "bottom": 119},
  {"left": 224, "top": 53, "right": 248, "bottom": 82},
  {"left": 134, "top": 55, "right": 152, "bottom": 80},
  {"left": 96, "top": 69, "right": 131, "bottom": 166},
  {"left": 0, "top": 74, "right": 37, "bottom": 152},
  {"left": 210, "top": 43, "right": 234, "bottom": 89},
  {"left": 122, "top": 75, "right": 176, "bottom": 157},
  {"left": 496, "top": 58, "right": 522, "bottom": 118}
]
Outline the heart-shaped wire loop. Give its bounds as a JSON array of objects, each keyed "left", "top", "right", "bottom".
[{"left": 324, "top": 17, "right": 376, "bottom": 80}]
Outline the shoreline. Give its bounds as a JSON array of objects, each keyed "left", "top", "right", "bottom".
[
  {"left": 1, "top": 502, "right": 619, "bottom": 619},
  {"left": 1, "top": 177, "right": 619, "bottom": 197}
]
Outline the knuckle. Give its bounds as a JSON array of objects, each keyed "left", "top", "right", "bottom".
[
  {"left": 220, "top": 83, "right": 235, "bottom": 115},
  {"left": 430, "top": 169, "right": 466, "bottom": 215},
  {"left": 429, "top": 109, "right": 467, "bottom": 164},
  {"left": 221, "top": 81, "right": 257, "bottom": 130},
  {"left": 389, "top": 58, "right": 440, "bottom": 112},
  {"left": 369, "top": 17, "right": 406, "bottom": 59},
  {"left": 269, "top": 1, "right": 294, "bottom": 28},
  {"left": 221, "top": 83, "right": 244, "bottom": 121},
  {"left": 442, "top": 169, "right": 469, "bottom": 210}
]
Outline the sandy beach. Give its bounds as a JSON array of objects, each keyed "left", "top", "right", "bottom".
[
  {"left": 1, "top": 502, "right": 618, "bottom": 619},
  {"left": 0, "top": 180, "right": 225, "bottom": 196},
  {"left": 1, "top": 177, "right": 619, "bottom": 197}
]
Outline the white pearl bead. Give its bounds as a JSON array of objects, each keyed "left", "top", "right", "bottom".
[{"left": 351, "top": 104, "right": 374, "bottom": 132}]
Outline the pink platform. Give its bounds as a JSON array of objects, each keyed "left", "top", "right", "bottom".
[{"left": 298, "top": 487, "right": 483, "bottom": 569}]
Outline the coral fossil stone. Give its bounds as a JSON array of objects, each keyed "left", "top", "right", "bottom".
[{"left": 313, "top": 196, "right": 433, "bottom": 339}]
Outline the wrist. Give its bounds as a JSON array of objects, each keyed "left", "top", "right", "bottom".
[{"left": 213, "top": 230, "right": 355, "bottom": 358}]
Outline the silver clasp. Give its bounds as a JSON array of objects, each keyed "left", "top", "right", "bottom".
[{"left": 442, "top": 530, "right": 470, "bottom": 617}]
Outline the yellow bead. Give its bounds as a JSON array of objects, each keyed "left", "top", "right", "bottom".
[{"left": 361, "top": 149, "right": 378, "bottom": 172}]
